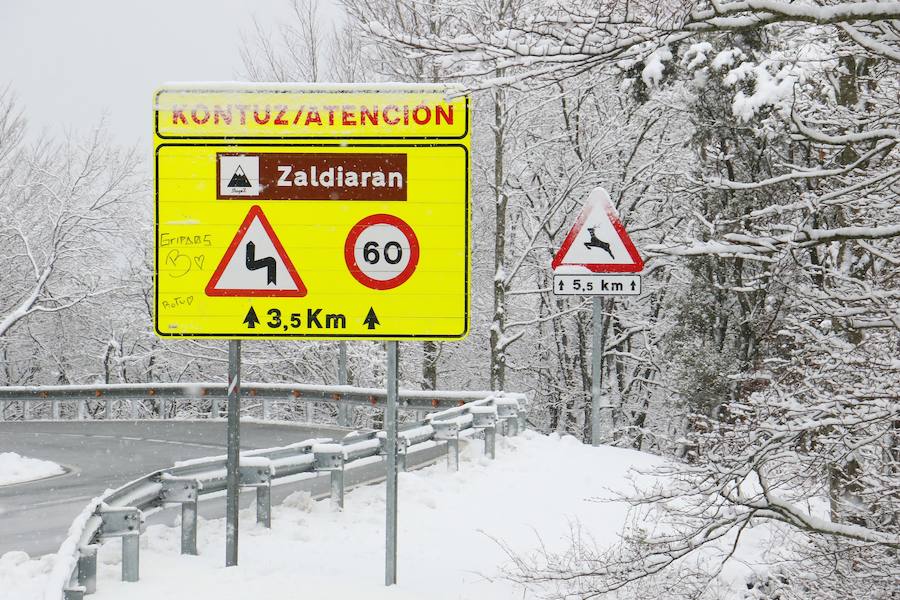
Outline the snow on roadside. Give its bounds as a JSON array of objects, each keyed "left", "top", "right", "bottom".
[
  {"left": 4, "top": 432, "right": 776, "bottom": 600},
  {"left": 0, "top": 551, "right": 56, "bottom": 600},
  {"left": 83, "top": 432, "right": 663, "bottom": 600},
  {"left": 0, "top": 452, "right": 64, "bottom": 486}
]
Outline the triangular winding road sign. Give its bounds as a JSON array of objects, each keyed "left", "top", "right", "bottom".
[
  {"left": 206, "top": 205, "right": 308, "bottom": 297},
  {"left": 551, "top": 187, "right": 644, "bottom": 273}
]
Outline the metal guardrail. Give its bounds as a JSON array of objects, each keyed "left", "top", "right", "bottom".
[
  {"left": 0, "top": 382, "right": 508, "bottom": 421},
  {"left": 46, "top": 392, "right": 526, "bottom": 600}
]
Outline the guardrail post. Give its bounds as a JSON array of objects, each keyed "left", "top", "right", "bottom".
[
  {"left": 314, "top": 445, "right": 345, "bottom": 510},
  {"left": 122, "top": 533, "right": 140, "bottom": 582},
  {"left": 23, "top": 400, "right": 30, "bottom": 420},
  {"left": 97, "top": 506, "right": 143, "bottom": 582},
  {"left": 182, "top": 501, "right": 198, "bottom": 554},
  {"left": 432, "top": 421, "right": 460, "bottom": 471},
  {"left": 77, "top": 400, "right": 86, "bottom": 420},
  {"left": 131, "top": 399, "right": 139, "bottom": 419},
  {"left": 471, "top": 407, "right": 498, "bottom": 460},
  {"left": 330, "top": 469, "right": 344, "bottom": 509},
  {"left": 105, "top": 398, "right": 112, "bottom": 420},
  {"left": 77, "top": 544, "right": 99, "bottom": 593},
  {"left": 52, "top": 398, "right": 61, "bottom": 420},
  {"left": 484, "top": 426, "right": 496, "bottom": 459},
  {"left": 239, "top": 464, "right": 273, "bottom": 528},
  {"left": 256, "top": 483, "right": 271, "bottom": 527},
  {"left": 262, "top": 397, "right": 272, "bottom": 420},
  {"left": 159, "top": 397, "right": 167, "bottom": 419},
  {"left": 507, "top": 413, "right": 519, "bottom": 437},
  {"left": 495, "top": 400, "right": 520, "bottom": 438},
  {"left": 63, "top": 587, "right": 84, "bottom": 600},
  {"left": 448, "top": 437, "right": 460, "bottom": 470},
  {"left": 160, "top": 475, "right": 201, "bottom": 554}
]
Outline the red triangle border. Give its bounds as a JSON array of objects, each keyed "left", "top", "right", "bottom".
[
  {"left": 551, "top": 190, "right": 644, "bottom": 273},
  {"left": 205, "top": 205, "right": 308, "bottom": 297}
]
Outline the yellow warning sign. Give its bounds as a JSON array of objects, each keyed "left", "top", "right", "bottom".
[{"left": 154, "top": 85, "right": 470, "bottom": 340}]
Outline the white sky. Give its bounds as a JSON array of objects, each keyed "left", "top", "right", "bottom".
[{"left": 2, "top": 0, "right": 340, "bottom": 147}]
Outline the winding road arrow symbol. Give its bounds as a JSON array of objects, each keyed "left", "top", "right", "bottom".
[
  {"left": 245, "top": 241, "right": 277, "bottom": 285},
  {"left": 363, "top": 307, "right": 380, "bottom": 330}
]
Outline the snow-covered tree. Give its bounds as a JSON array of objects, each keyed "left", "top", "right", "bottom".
[
  {"left": 348, "top": 1, "right": 900, "bottom": 596},
  {"left": 0, "top": 92, "right": 141, "bottom": 347}
]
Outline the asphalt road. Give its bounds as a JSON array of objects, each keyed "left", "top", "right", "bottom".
[{"left": 0, "top": 420, "right": 353, "bottom": 556}]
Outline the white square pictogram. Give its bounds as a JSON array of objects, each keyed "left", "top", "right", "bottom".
[{"left": 219, "top": 155, "right": 260, "bottom": 196}]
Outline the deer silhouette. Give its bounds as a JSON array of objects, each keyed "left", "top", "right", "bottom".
[{"left": 584, "top": 227, "right": 615, "bottom": 259}]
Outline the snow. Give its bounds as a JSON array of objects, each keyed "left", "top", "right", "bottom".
[
  {"left": 39, "top": 498, "right": 103, "bottom": 600},
  {"left": 712, "top": 48, "right": 746, "bottom": 70},
  {"left": 0, "top": 453, "right": 64, "bottom": 486},
  {"left": 641, "top": 47, "right": 673, "bottom": 87},
  {"left": 682, "top": 42, "right": 713, "bottom": 70},
  {"left": 0, "top": 551, "right": 54, "bottom": 600},
  {"left": 239, "top": 456, "right": 272, "bottom": 470},
  {"left": 725, "top": 61, "right": 801, "bottom": 121},
  {"left": 81, "top": 432, "right": 665, "bottom": 600},
  {"left": 311, "top": 442, "right": 343, "bottom": 455},
  {"left": 1, "top": 433, "right": 652, "bottom": 600},
  {"left": 3, "top": 433, "right": 787, "bottom": 600},
  {"left": 154, "top": 82, "right": 468, "bottom": 108},
  {"left": 552, "top": 264, "right": 593, "bottom": 274}
]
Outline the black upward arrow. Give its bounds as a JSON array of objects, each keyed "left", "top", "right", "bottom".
[
  {"left": 243, "top": 306, "right": 260, "bottom": 329},
  {"left": 246, "top": 241, "right": 277, "bottom": 285},
  {"left": 363, "top": 307, "right": 380, "bottom": 330}
]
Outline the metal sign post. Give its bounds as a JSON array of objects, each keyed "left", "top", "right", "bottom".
[
  {"left": 225, "top": 340, "right": 241, "bottom": 566},
  {"left": 591, "top": 298, "right": 603, "bottom": 446},
  {"left": 338, "top": 341, "right": 349, "bottom": 426},
  {"left": 551, "top": 187, "right": 645, "bottom": 447},
  {"left": 385, "top": 341, "right": 399, "bottom": 585}
]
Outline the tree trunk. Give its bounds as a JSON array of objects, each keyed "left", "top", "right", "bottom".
[
  {"left": 422, "top": 341, "right": 438, "bottom": 390},
  {"left": 490, "top": 74, "right": 507, "bottom": 390}
]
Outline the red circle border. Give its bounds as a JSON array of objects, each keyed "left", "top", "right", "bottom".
[{"left": 344, "top": 214, "right": 420, "bottom": 290}]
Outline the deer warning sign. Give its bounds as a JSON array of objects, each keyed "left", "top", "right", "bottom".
[
  {"left": 551, "top": 187, "right": 643, "bottom": 296},
  {"left": 154, "top": 84, "right": 471, "bottom": 339},
  {"left": 552, "top": 187, "right": 643, "bottom": 273}
]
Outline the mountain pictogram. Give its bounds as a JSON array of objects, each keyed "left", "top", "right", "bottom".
[{"left": 227, "top": 165, "right": 252, "bottom": 188}]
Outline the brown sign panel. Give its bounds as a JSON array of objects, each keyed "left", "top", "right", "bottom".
[{"left": 217, "top": 152, "right": 407, "bottom": 201}]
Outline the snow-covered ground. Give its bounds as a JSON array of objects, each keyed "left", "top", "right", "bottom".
[
  {"left": 0, "top": 453, "right": 64, "bottom": 487},
  {"left": 2, "top": 432, "right": 775, "bottom": 600}
]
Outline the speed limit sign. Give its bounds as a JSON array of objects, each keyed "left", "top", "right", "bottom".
[{"left": 345, "top": 214, "right": 420, "bottom": 290}]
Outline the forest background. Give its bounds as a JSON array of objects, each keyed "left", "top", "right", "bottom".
[{"left": 1, "top": 1, "right": 897, "bottom": 598}]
